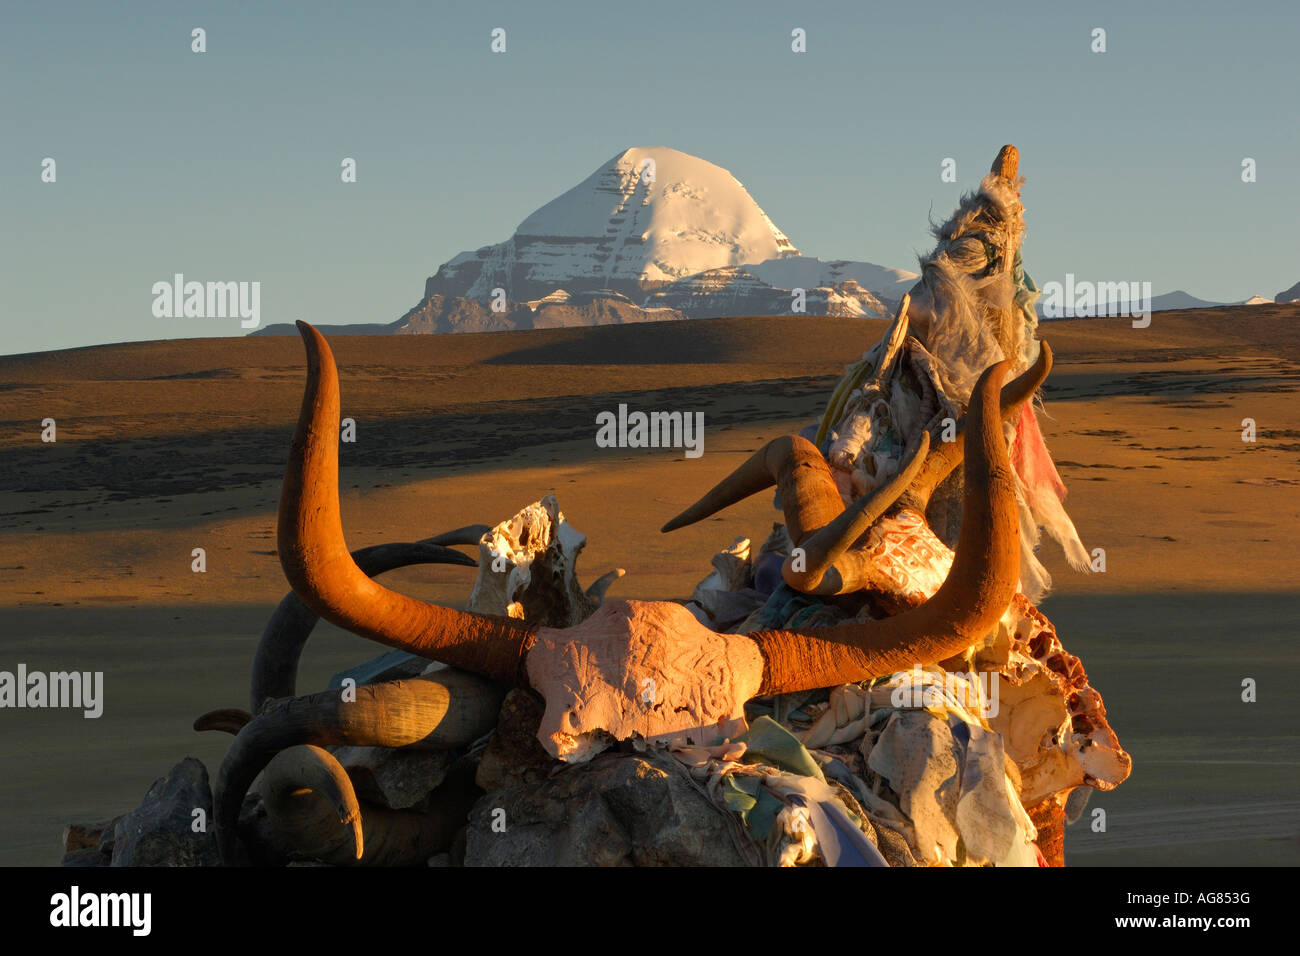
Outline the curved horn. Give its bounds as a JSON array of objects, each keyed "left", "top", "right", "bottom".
[
  {"left": 194, "top": 708, "right": 252, "bottom": 735},
  {"left": 260, "top": 745, "right": 366, "bottom": 863},
  {"left": 426, "top": 524, "right": 491, "bottom": 547},
  {"left": 259, "top": 746, "right": 479, "bottom": 866},
  {"left": 992, "top": 144, "right": 1019, "bottom": 181},
  {"left": 661, "top": 433, "right": 845, "bottom": 542},
  {"left": 280, "top": 321, "right": 534, "bottom": 683},
  {"left": 214, "top": 671, "right": 503, "bottom": 863},
  {"left": 781, "top": 431, "right": 929, "bottom": 594},
  {"left": 250, "top": 538, "right": 476, "bottom": 713},
  {"left": 663, "top": 342, "right": 1051, "bottom": 544},
  {"left": 584, "top": 567, "right": 625, "bottom": 605},
  {"left": 898, "top": 340, "right": 1052, "bottom": 514},
  {"left": 747, "top": 358, "right": 1021, "bottom": 693}
]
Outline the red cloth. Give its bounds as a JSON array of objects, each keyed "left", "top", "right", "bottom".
[{"left": 1010, "top": 403, "right": 1067, "bottom": 502}]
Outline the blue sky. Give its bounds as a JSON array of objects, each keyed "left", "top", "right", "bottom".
[{"left": 2, "top": 0, "right": 1297, "bottom": 354}]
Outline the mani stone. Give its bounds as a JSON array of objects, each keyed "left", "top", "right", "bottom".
[{"left": 111, "top": 756, "right": 218, "bottom": 867}]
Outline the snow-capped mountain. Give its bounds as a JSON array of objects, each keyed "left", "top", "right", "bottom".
[
  {"left": 425, "top": 147, "right": 801, "bottom": 303},
  {"left": 255, "top": 145, "right": 1292, "bottom": 339}
]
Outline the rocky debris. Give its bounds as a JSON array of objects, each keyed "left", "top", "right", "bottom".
[
  {"left": 332, "top": 746, "right": 458, "bottom": 810},
  {"left": 467, "top": 495, "right": 620, "bottom": 627},
  {"left": 474, "top": 689, "right": 555, "bottom": 794},
  {"left": 110, "top": 757, "right": 218, "bottom": 867},
  {"left": 466, "top": 750, "right": 754, "bottom": 867}
]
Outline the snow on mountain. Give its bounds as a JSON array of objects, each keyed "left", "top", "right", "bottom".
[
  {"left": 745, "top": 257, "right": 917, "bottom": 303},
  {"left": 646, "top": 268, "right": 889, "bottom": 318},
  {"left": 1241, "top": 295, "right": 1273, "bottom": 306},
  {"left": 425, "top": 147, "right": 800, "bottom": 304}
]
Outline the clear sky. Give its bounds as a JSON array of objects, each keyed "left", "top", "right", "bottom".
[{"left": 2, "top": 0, "right": 1297, "bottom": 355}]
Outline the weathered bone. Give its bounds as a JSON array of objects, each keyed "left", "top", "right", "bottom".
[
  {"left": 467, "top": 495, "right": 621, "bottom": 627},
  {"left": 689, "top": 536, "right": 752, "bottom": 602},
  {"left": 526, "top": 600, "right": 765, "bottom": 762},
  {"left": 976, "top": 595, "right": 1132, "bottom": 806}
]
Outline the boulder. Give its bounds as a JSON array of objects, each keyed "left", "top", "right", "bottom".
[
  {"left": 111, "top": 757, "right": 218, "bottom": 867},
  {"left": 60, "top": 847, "right": 110, "bottom": 867}
]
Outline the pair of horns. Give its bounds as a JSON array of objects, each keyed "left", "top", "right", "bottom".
[
  {"left": 276, "top": 321, "right": 1029, "bottom": 693},
  {"left": 661, "top": 342, "right": 1051, "bottom": 596},
  {"left": 214, "top": 323, "right": 1030, "bottom": 861}
]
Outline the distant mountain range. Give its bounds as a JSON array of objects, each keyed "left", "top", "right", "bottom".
[{"left": 252, "top": 146, "right": 1296, "bottom": 337}]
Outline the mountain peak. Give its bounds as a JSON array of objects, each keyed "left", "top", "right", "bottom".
[{"left": 427, "top": 146, "right": 799, "bottom": 303}]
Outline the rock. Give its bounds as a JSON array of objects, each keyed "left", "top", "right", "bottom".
[
  {"left": 331, "top": 746, "right": 457, "bottom": 811},
  {"left": 466, "top": 750, "right": 752, "bottom": 866},
  {"left": 111, "top": 757, "right": 218, "bottom": 867},
  {"left": 62, "top": 820, "right": 112, "bottom": 853},
  {"left": 60, "top": 847, "right": 110, "bottom": 867},
  {"left": 235, "top": 793, "right": 297, "bottom": 867},
  {"left": 474, "top": 689, "right": 554, "bottom": 793},
  {"left": 97, "top": 816, "right": 121, "bottom": 857}
]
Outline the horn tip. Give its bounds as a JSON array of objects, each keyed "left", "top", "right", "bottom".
[{"left": 992, "top": 144, "right": 1019, "bottom": 180}]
